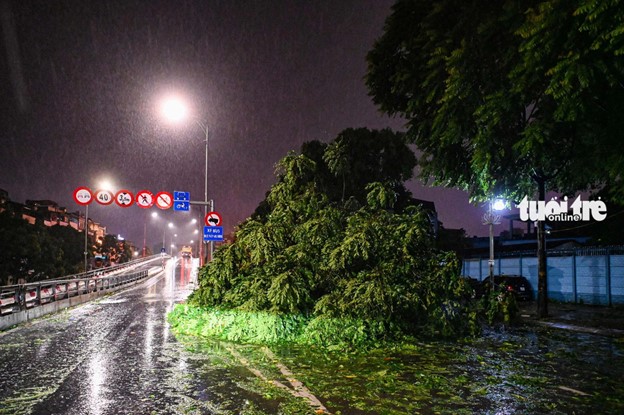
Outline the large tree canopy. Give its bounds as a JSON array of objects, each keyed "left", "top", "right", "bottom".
[
  {"left": 366, "top": 0, "right": 624, "bottom": 317},
  {"left": 191, "top": 128, "right": 476, "bottom": 338},
  {"left": 366, "top": 0, "right": 624, "bottom": 201}
]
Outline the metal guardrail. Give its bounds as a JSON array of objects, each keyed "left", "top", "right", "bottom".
[{"left": 0, "top": 255, "right": 165, "bottom": 316}]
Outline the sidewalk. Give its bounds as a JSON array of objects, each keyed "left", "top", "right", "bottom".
[{"left": 518, "top": 301, "right": 624, "bottom": 337}]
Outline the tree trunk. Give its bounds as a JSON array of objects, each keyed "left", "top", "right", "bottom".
[{"left": 536, "top": 178, "right": 548, "bottom": 318}]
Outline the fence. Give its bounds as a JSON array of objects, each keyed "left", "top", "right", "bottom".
[
  {"left": 0, "top": 255, "right": 165, "bottom": 329},
  {"left": 462, "top": 246, "right": 624, "bottom": 305}
]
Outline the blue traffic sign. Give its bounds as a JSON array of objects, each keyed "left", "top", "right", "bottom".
[
  {"left": 174, "top": 201, "right": 190, "bottom": 212},
  {"left": 173, "top": 190, "right": 190, "bottom": 211},
  {"left": 174, "top": 191, "right": 190, "bottom": 201},
  {"left": 203, "top": 226, "right": 224, "bottom": 241}
]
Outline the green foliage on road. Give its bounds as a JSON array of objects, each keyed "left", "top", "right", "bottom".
[{"left": 184, "top": 128, "right": 482, "bottom": 345}]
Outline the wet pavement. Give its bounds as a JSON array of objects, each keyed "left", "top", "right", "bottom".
[
  {"left": 1, "top": 264, "right": 623, "bottom": 415},
  {"left": 0, "top": 258, "right": 208, "bottom": 415},
  {"left": 518, "top": 301, "right": 624, "bottom": 336}
]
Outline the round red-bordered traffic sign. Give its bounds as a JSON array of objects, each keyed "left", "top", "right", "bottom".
[
  {"left": 115, "top": 189, "right": 134, "bottom": 208},
  {"left": 94, "top": 189, "right": 114, "bottom": 205},
  {"left": 135, "top": 190, "right": 154, "bottom": 208},
  {"left": 73, "top": 186, "right": 93, "bottom": 206},
  {"left": 155, "top": 191, "right": 173, "bottom": 210},
  {"left": 204, "top": 211, "right": 222, "bottom": 226}
]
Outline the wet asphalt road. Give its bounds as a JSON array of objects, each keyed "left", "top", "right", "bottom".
[{"left": 0, "top": 258, "right": 213, "bottom": 415}]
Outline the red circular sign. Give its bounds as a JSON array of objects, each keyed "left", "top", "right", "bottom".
[
  {"left": 73, "top": 186, "right": 93, "bottom": 206},
  {"left": 155, "top": 191, "right": 173, "bottom": 210},
  {"left": 115, "top": 190, "right": 134, "bottom": 208},
  {"left": 135, "top": 190, "right": 154, "bottom": 208},
  {"left": 95, "top": 189, "right": 114, "bottom": 205},
  {"left": 204, "top": 211, "right": 222, "bottom": 226}
]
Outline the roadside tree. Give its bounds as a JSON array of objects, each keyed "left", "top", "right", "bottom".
[{"left": 366, "top": 0, "right": 624, "bottom": 317}]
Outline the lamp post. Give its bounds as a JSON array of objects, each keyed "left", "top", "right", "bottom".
[
  {"left": 168, "top": 223, "right": 175, "bottom": 255},
  {"left": 150, "top": 212, "right": 166, "bottom": 253},
  {"left": 483, "top": 198, "right": 505, "bottom": 288},
  {"left": 142, "top": 213, "right": 148, "bottom": 257},
  {"left": 160, "top": 96, "right": 213, "bottom": 266}
]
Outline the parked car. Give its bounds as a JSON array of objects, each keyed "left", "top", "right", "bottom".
[{"left": 481, "top": 275, "right": 533, "bottom": 301}]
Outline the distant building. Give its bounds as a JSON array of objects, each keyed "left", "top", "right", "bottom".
[{"left": 0, "top": 192, "right": 107, "bottom": 242}]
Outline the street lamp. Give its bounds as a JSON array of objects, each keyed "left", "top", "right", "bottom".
[
  {"left": 483, "top": 198, "right": 505, "bottom": 287},
  {"left": 150, "top": 212, "right": 168, "bottom": 253},
  {"left": 160, "top": 95, "right": 214, "bottom": 266}
]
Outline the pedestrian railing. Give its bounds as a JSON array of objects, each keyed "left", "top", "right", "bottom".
[
  {"left": 0, "top": 270, "right": 148, "bottom": 316},
  {"left": 0, "top": 255, "right": 165, "bottom": 317}
]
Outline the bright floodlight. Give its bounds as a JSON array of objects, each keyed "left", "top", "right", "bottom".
[
  {"left": 492, "top": 199, "right": 506, "bottom": 211},
  {"left": 151, "top": 211, "right": 158, "bottom": 218},
  {"left": 161, "top": 97, "right": 188, "bottom": 122},
  {"left": 99, "top": 179, "right": 115, "bottom": 191}
]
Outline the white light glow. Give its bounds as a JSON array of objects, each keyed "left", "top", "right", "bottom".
[
  {"left": 492, "top": 199, "right": 506, "bottom": 211},
  {"left": 98, "top": 179, "right": 115, "bottom": 191},
  {"left": 161, "top": 96, "right": 189, "bottom": 123}
]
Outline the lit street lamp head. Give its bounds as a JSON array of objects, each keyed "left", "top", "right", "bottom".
[
  {"left": 160, "top": 96, "right": 189, "bottom": 123},
  {"left": 492, "top": 199, "right": 506, "bottom": 211}
]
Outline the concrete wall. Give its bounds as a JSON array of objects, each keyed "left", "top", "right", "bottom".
[{"left": 462, "top": 253, "right": 624, "bottom": 305}]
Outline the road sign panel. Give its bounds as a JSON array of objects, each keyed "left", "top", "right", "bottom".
[
  {"left": 155, "top": 191, "right": 173, "bottom": 210},
  {"left": 136, "top": 190, "right": 154, "bottom": 208},
  {"left": 115, "top": 190, "right": 134, "bottom": 207},
  {"left": 204, "top": 211, "right": 222, "bottom": 226},
  {"left": 73, "top": 187, "right": 93, "bottom": 206},
  {"left": 203, "top": 226, "right": 224, "bottom": 241},
  {"left": 95, "top": 189, "right": 114, "bottom": 205},
  {"left": 174, "top": 201, "right": 190, "bottom": 211},
  {"left": 174, "top": 191, "right": 190, "bottom": 201}
]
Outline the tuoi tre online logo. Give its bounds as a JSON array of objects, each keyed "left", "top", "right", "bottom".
[{"left": 517, "top": 196, "right": 607, "bottom": 222}]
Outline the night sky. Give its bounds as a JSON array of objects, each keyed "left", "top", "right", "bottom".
[{"left": 0, "top": 0, "right": 502, "bottom": 249}]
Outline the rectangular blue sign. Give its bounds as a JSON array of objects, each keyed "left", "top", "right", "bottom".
[
  {"left": 173, "top": 201, "right": 190, "bottom": 211},
  {"left": 173, "top": 191, "right": 190, "bottom": 201},
  {"left": 203, "top": 226, "right": 224, "bottom": 241}
]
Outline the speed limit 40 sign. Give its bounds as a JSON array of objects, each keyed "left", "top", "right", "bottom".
[{"left": 95, "top": 189, "right": 114, "bottom": 205}]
